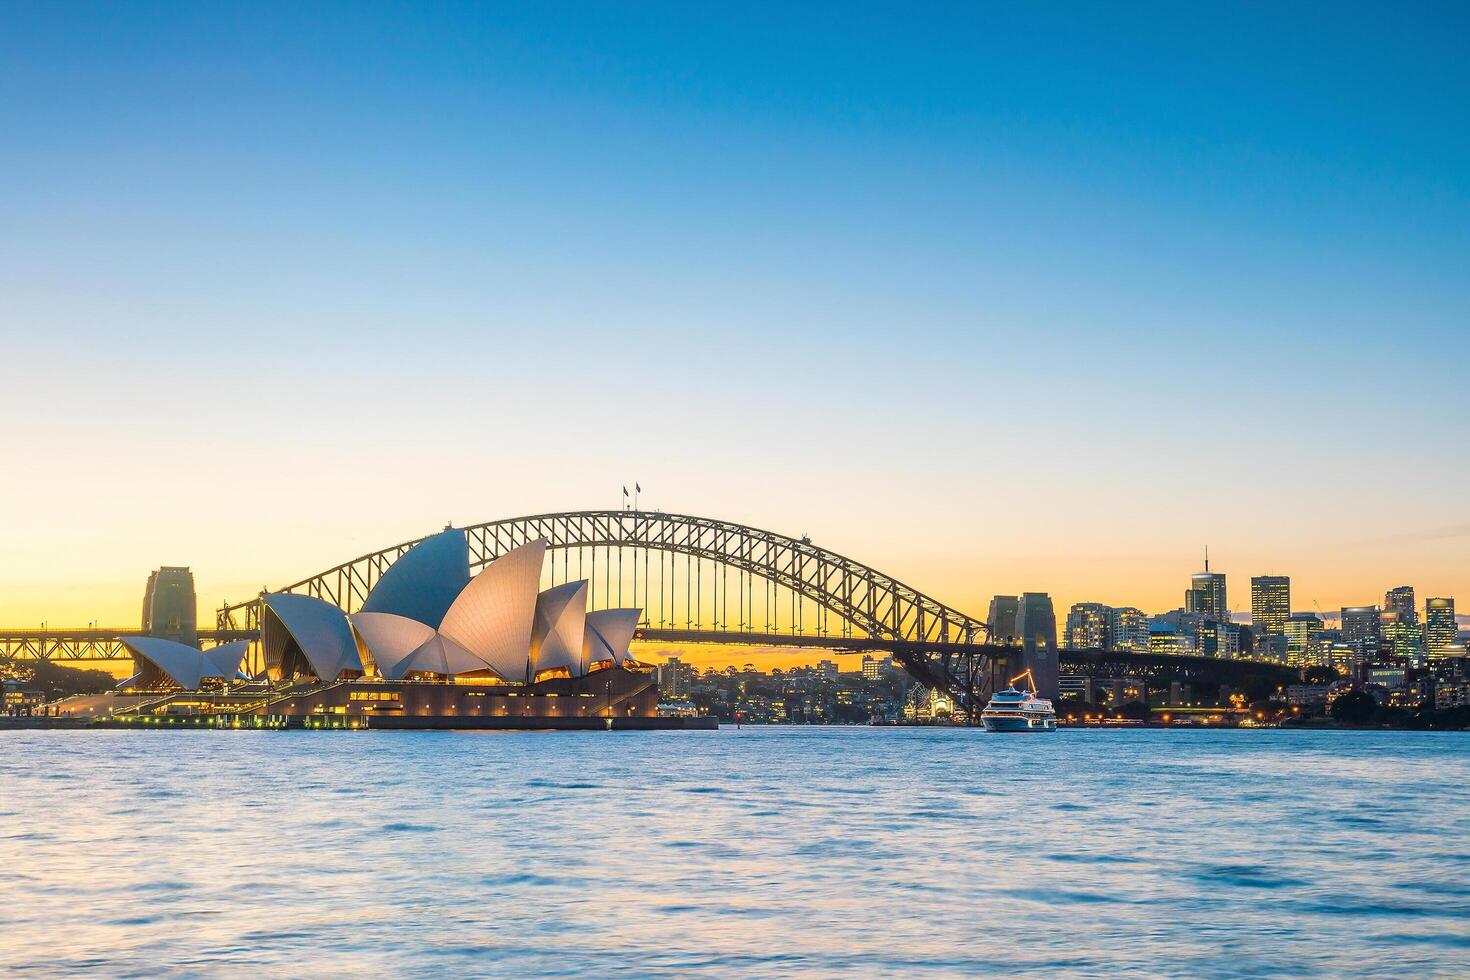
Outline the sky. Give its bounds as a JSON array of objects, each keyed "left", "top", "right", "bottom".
[{"left": 1, "top": 2, "right": 1467, "bottom": 645}]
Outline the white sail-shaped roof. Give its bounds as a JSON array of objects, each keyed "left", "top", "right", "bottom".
[
  {"left": 531, "top": 581, "right": 588, "bottom": 677},
  {"left": 263, "top": 592, "right": 362, "bottom": 680},
  {"left": 359, "top": 529, "right": 471, "bottom": 629},
  {"left": 438, "top": 539, "right": 547, "bottom": 683},
  {"left": 399, "top": 633, "right": 492, "bottom": 677},
  {"left": 119, "top": 635, "right": 235, "bottom": 689},
  {"left": 584, "top": 608, "right": 642, "bottom": 667},
  {"left": 203, "top": 640, "right": 250, "bottom": 679},
  {"left": 349, "top": 612, "right": 437, "bottom": 680}
]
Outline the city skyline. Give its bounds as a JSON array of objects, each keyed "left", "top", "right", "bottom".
[{"left": 3, "top": 4, "right": 1467, "bottom": 631}]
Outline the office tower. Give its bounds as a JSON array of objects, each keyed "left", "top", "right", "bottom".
[
  {"left": 1426, "top": 598, "right": 1458, "bottom": 658},
  {"left": 1384, "top": 586, "right": 1417, "bottom": 625},
  {"left": 1015, "top": 593, "right": 1059, "bottom": 698},
  {"left": 1250, "top": 576, "right": 1290, "bottom": 636},
  {"left": 987, "top": 595, "right": 1020, "bottom": 643},
  {"left": 1188, "top": 551, "right": 1227, "bottom": 619},
  {"left": 1341, "top": 606, "right": 1382, "bottom": 665},
  {"left": 1284, "top": 613, "right": 1324, "bottom": 667},
  {"left": 1148, "top": 622, "right": 1193, "bottom": 656},
  {"left": 1110, "top": 607, "right": 1150, "bottom": 654},
  {"left": 142, "top": 566, "right": 198, "bottom": 647},
  {"left": 1064, "top": 602, "right": 1112, "bottom": 650},
  {"left": 1380, "top": 612, "right": 1423, "bottom": 662},
  {"left": 1197, "top": 619, "right": 1240, "bottom": 659}
]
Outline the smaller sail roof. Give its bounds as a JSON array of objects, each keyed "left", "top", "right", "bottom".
[
  {"left": 119, "top": 636, "right": 236, "bottom": 690},
  {"left": 203, "top": 640, "right": 249, "bottom": 679},
  {"left": 531, "top": 581, "right": 589, "bottom": 676},
  {"left": 399, "top": 633, "right": 490, "bottom": 677},
  {"left": 263, "top": 593, "right": 362, "bottom": 680},
  {"left": 349, "top": 612, "right": 437, "bottom": 680},
  {"left": 359, "top": 529, "right": 471, "bottom": 629},
  {"left": 584, "top": 608, "right": 642, "bottom": 667}
]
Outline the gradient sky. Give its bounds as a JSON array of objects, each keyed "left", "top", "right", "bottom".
[{"left": 2, "top": 2, "right": 1467, "bottom": 637}]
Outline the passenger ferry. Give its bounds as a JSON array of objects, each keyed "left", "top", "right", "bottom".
[{"left": 980, "top": 671, "right": 1057, "bottom": 732}]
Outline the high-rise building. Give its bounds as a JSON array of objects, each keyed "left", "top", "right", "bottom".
[
  {"left": 1148, "top": 622, "right": 1193, "bottom": 656},
  {"left": 1015, "top": 593, "right": 1059, "bottom": 699},
  {"left": 1284, "top": 613, "right": 1324, "bottom": 667},
  {"left": 1341, "top": 606, "right": 1382, "bottom": 665},
  {"left": 1426, "top": 598, "right": 1458, "bottom": 658},
  {"left": 1250, "top": 576, "right": 1290, "bottom": 636},
  {"left": 1063, "top": 602, "right": 1112, "bottom": 650},
  {"left": 1110, "top": 607, "right": 1150, "bottom": 654},
  {"left": 861, "top": 655, "right": 893, "bottom": 680},
  {"left": 1384, "top": 586, "right": 1417, "bottom": 625},
  {"left": 1197, "top": 619, "right": 1240, "bottom": 659},
  {"left": 1380, "top": 613, "right": 1423, "bottom": 663},
  {"left": 987, "top": 595, "right": 1020, "bottom": 643},
  {"left": 1188, "top": 553, "right": 1227, "bottom": 619},
  {"left": 658, "top": 656, "right": 688, "bottom": 696},
  {"left": 142, "top": 566, "right": 197, "bottom": 647}
]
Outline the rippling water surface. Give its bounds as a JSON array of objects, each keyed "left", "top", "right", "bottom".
[{"left": 2, "top": 727, "right": 1468, "bottom": 977}]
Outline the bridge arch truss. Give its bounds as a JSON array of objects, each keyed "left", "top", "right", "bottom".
[{"left": 217, "top": 510, "right": 1008, "bottom": 708}]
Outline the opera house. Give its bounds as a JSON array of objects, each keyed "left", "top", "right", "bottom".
[{"left": 114, "top": 532, "right": 703, "bottom": 729}]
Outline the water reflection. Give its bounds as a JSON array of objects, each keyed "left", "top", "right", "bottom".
[{"left": 1, "top": 728, "right": 1467, "bottom": 977}]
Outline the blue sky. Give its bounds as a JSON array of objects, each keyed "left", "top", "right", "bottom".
[{"left": 1, "top": 2, "right": 1467, "bottom": 624}]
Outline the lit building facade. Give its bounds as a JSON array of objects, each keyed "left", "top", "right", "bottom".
[
  {"left": 1250, "top": 576, "right": 1290, "bottom": 636},
  {"left": 1197, "top": 619, "right": 1240, "bottom": 659},
  {"left": 1149, "top": 623, "right": 1193, "bottom": 657},
  {"left": 1384, "top": 586, "right": 1417, "bottom": 625},
  {"left": 1187, "top": 570, "right": 1228, "bottom": 620},
  {"left": 1426, "top": 597, "right": 1459, "bottom": 658},
  {"left": 1063, "top": 602, "right": 1112, "bottom": 650},
  {"left": 1284, "top": 613, "right": 1324, "bottom": 667},
  {"left": 1110, "top": 607, "right": 1150, "bottom": 654},
  {"left": 1340, "top": 606, "right": 1382, "bottom": 666},
  {"left": 1380, "top": 613, "right": 1423, "bottom": 663},
  {"left": 861, "top": 655, "right": 894, "bottom": 680}
]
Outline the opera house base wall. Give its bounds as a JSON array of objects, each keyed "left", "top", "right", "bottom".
[{"left": 83, "top": 667, "right": 719, "bottom": 730}]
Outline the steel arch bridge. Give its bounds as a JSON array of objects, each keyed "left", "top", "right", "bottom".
[{"left": 216, "top": 510, "right": 1024, "bottom": 711}]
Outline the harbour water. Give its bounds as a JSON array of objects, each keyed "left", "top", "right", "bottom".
[{"left": 2, "top": 727, "right": 1467, "bottom": 977}]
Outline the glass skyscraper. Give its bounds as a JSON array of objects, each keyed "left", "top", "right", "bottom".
[
  {"left": 1250, "top": 575, "right": 1290, "bottom": 636},
  {"left": 1341, "top": 606, "right": 1382, "bottom": 665},
  {"left": 1384, "top": 585, "right": 1417, "bottom": 625},
  {"left": 1425, "top": 597, "right": 1458, "bottom": 658}
]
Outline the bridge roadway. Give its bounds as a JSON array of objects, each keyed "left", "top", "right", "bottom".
[
  {"left": 0, "top": 629, "right": 255, "bottom": 663},
  {"left": 2, "top": 509, "right": 1298, "bottom": 706},
  {"left": 0, "top": 625, "right": 1296, "bottom": 687}
]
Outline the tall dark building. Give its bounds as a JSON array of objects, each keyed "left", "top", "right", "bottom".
[
  {"left": 1384, "top": 586, "right": 1417, "bottom": 626},
  {"left": 1250, "top": 576, "right": 1291, "bottom": 636},
  {"left": 142, "top": 566, "right": 198, "bottom": 647},
  {"left": 1340, "top": 605, "right": 1381, "bottom": 665},
  {"left": 987, "top": 595, "right": 1020, "bottom": 643},
  {"left": 1187, "top": 551, "right": 1227, "bottom": 620}
]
